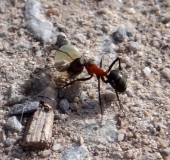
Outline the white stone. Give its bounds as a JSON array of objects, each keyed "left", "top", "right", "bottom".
[
  {"left": 80, "top": 91, "right": 88, "bottom": 101},
  {"left": 118, "top": 133, "right": 124, "bottom": 141},
  {"left": 143, "top": 67, "right": 151, "bottom": 76},
  {"left": 52, "top": 144, "right": 61, "bottom": 151}
]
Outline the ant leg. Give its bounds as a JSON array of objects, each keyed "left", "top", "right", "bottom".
[
  {"left": 103, "top": 79, "right": 124, "bottom": 112},
  {"left": 115, "top": 90, "right": 123, "bottom": 111},
  {"left": 100, "top": 56, "right": 103, "bottom": 68},
  {"left": 43, "top": 66, "right": 56, "bottom": 72},
  {"left": 107, "top": 57, "right": 121, "bottom": 73},
  {"left": 57, "top": 75, "right": 93, "bottom": 89},
  {"left": 97, "top": 76, "right": 104, "bottom": 126},
  {"left": 97, "top": 76, "right": 103, "bottom": 115},
  {"left": 101, "top": 76, "right": 109, "bottom": 83},
  {"left": 115, "top": 90, "right": 126, "bottom": 118}
]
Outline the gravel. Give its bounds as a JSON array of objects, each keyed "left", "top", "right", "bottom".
[
  {"left": 5, "top": 116, "right": 23, "bottom": 132},
  {"left": 9, "top": 101, "right": 39, "bottom": 115},
  {"left": 0, "top": 0, "right": 170, "bottom": 159},
  {"left": 24, "top": 0, "right": 53, "bottom": 43}
]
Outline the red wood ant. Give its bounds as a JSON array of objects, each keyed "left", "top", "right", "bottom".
[{"left": 55, "top": 47, "right": 127, "bottom": 115}]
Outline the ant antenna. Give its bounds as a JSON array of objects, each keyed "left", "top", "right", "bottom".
[
  {"left": 56, "top": 49, "right": 74, "bottom": 60},
  {"left": 43, "top": 49, "right": 75, "bottom": 72},
  {"left": 19, "top": 90, "right": 47, "bottom": 123}
]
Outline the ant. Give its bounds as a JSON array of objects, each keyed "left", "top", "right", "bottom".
[{"left": 53, "top": 47, "right": 127, "bottom": 115}]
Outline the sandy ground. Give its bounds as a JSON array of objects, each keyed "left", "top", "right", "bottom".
[{"left": 0, "top": 0, "right": 170, "bottom": 159}]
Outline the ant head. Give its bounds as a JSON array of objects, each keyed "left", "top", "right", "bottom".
[{"left": 67, "top": 57, "right": 84, "bottom": 76}]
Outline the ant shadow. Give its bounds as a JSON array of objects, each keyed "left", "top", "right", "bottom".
[{"left": 24, "top": 67, "right": 104, "bottom": 121}]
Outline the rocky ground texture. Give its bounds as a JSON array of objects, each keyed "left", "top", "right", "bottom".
[{"left": 0, "top": 0, "right": 170, "bottom": 160}]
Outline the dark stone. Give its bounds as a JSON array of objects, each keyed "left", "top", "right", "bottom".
[
  {"left": 5, "top": 116, "right": 22, "bottom": 132},
  {"left": 82, "top": 101, "right": 98, "bottom": 109},
  {"left": 59, "top": 99, "right": 70, "bottom": 112},
  {"left": 56, "top": 34, "right": 70, "bottom": 48},
  {"left": 9, "top": 101, "right": 39, "bottom": 115},
  {"left": 64, "top": 81, "right": 81, "bottom": 102},
  {"left": 5, "top": 138, "right": 16, "bottom": 147},
  {"left": 112, "top": 25, "right": 126, "bottom": 43},
  {"left": 124, "top": 25, "right": 134, "bottom": 37},
  {"left": 160, "top": 148, "right": 170, "bottom": 157}
]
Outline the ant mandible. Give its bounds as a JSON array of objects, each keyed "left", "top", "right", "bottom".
[{"left": 55, "top": 47, "right": 127, "bottom": 115}]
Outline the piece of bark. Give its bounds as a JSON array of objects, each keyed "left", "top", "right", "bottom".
[{"left": 23, "top": 81, "right": 57, "bottom": 149}]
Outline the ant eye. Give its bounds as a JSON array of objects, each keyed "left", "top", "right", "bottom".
[{"left": 55, "top": 45, "right": 82, "bottom": 63}]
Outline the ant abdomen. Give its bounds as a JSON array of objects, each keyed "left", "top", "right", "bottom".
[{"left": 108, "top": 70, "right": 127, "bottom": 93}]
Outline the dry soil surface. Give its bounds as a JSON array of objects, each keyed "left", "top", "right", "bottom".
[{"left": 0, "top": 0, "right": 170, "bottom": 160}]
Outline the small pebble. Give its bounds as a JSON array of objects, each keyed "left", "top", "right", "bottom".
[
  {"left": 0, "top": 2, "right": 6, "bottom": 13},
  {"left": 97, "top": 8, "right": 109, "bottom": 14},
  {"left": 134, "top": 33, "right": 142, "bottom": 42},
  {"left": 5, "top": 138, "right": 16, "bottom": 147},
  {"left": 123, "top": 7, "right": 136, "bottom": 14},
  {"left": 152, "top": 40, "right": 161, "bottom": 48},
  {"left": 162, "top": 68, "right": 170, "bottom": 82},
  {"left": 129, "top": 41, "right": 139, "bottom": 52},
  {"left": 160, "top": 148, "right": 170, "bottom": 157},
  {"left": 0, "top": 129, "right": 6, "bottom": 143},
  {"left": 80, "top": 91, "right": 88, "bottom": 102},
  {"left": 3, "top": 147, "right": 11, "bottom": 154},
  {"left": 59, "top": 99, "right": 70, "bottom": 112},
  {"left": 63, "top": 0, "right": 70, "bottom": 5},
  {"left": 124, "top": 25, "right": 134, "bottom": 37},
  {"left": 41, "top": 149, "right": 51, "bottom": 157},
  {"left": 56, "top": 34, "right": 70, "bottom": 48},
  {"left": 57, "top": 24, "right": 67, "bottom": 33},
  {"left": 69, "top": 103, "right": 78, "bottom": 112},
  {"left": 118, "top": 133, "right": 124, "bottom": 141},
  {"left": 12, "top": 42, "right": 30, "bottom": 50},
  {"left": 81, "top": 101, "right": 98, "bottom": 109},
  {"left": 30, "top": 151, "right": 38, "bottom": 157},
  {"left": 105, "top": 90, "right": 115, "bottom": 102},
  {"left": 74, "top": 33, "right": 86, "bottom": 43},
  {"left": 9, "top": 101, "right": 39, "bottom": 115},
  {"left": 152, "top": 30, "right": 162, "bottom": 39},
  {"left": 61, "top": 145, "right": 89, "bottom": 160},
  {"left": 143, "top": 67, "right": 151, "bottom": 76},
  {"left": 149, "top": 5, "right": 160, "bottom": 13},
  {"left": 159, "top": 15, "right": 170, "bottom": 24},
  {"left": 74, "top": 97, "right": 79, "bottom": 103},
  {"left": 7, "top": 84, "right": 24, "bottom": 106},
  {"left": 112, "top": 25, "right": 126, "bottom": 43},
  {"left": 145, "top": 111, "right": 150, "bottom": 117},
  {"left": 35, "top": 50, "right": 42, "bottom": 57},
  {"left": 52, "top": 143, "right": 61, "bottom": 151},
  {"left": 5, "top": 116, "right": 22, "bottom": 132},
  {"left": 134, "top": 132, "right": 140, "bottom": 139},
  {"left": 47, "top": 8, "right": 59, "bottom": 17},
  {"left": 64, "top": 81, "right": 81, "bottom": 102}
]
